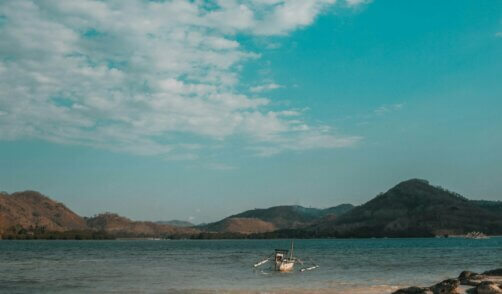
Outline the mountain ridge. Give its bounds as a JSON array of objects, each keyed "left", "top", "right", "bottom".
[
  {"left": 199, "top": 204, "right": 354, "bottom": 233},
  {"left": 85, "top": 213, "right": 198, "bottom": 237},
  {"left": 155, "top": 220, "right": 195, "bottom": 227},
  {"left": 0, "top": 191, "right": 197, "bottom": 238},
  {"left": 0, "top": 190, "right": 88, "bottom": 235},
  {"left": 1, "top": 179, "right": 501, "bottom": 239},
  {"left": 311, "top": 179, "right": 502, "bottom": 237}
]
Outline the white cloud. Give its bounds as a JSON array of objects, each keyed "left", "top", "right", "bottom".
[
  {"left": 250, "top": 126, "right": 362, "bottom": 157},
  {"left": 374, "top": 103, "right": 404, "bottom": 115},
  {"left": 346, "top": 0, "right": 372, "bottom": 6},
  {"left": 251, "top": 0, "right": 337, "bottom": 35},
  {"left": 0, "top": 0, "right": 365, "bottom": 158},
  {"left": 250, "top": 83, "right": 283, "bottom": 92}
]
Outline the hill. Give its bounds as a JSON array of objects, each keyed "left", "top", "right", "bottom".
[
  {"left": 321, "top": 204, "right": 355, "bottom": 216},
  {"left": 200, "top": 204, "right": 353, "bottom": 234},
  {"left": 470, "top": 200, "right": 502, "bottom": 215},
  {"left": 0, "top": 190, "right": 198, "bottom": 239},
  {"left": 86, "top": 213, "right": 198, "bottom": 237},
  {"left": 2, "top": 183, "right": 499, "bottom": 239},
  {"left": 201, "top": 217, "right": 277, "bottom": 234},
  {"left": 0, "top": 191, "right": 87, "bottom": 236},
  {"left": 313, "top": 179, "right": 502, "bottom": 237},
  {"left": 156, "top": 220, "right": 194, "bottom": 227}
]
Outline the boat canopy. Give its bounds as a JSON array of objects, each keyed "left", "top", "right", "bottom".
[{"left": 274, "top": 249, "right": 289, "bottom": 254}]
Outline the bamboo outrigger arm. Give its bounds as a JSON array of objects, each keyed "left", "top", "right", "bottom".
[
  {"left": 253, "top": 254, "right": 274, "bottom": 267},
  {"left": 298, "top": 258, "right": 319, "bottom": 272}
]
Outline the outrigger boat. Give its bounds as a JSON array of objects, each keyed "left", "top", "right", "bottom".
[
  {"left": 253, "top": 241, "right": 319, "bottom": 272},
  {"left": 465, "top": 231, "right": 489, "bottom": 239}
]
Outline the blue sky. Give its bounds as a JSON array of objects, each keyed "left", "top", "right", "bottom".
[{"left": 1, "top": 0, "right": 501, "bottom": 223}]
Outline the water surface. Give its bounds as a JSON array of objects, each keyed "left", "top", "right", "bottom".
[{"left": 0, "top": 238, "right": 500, "bottom": 293}]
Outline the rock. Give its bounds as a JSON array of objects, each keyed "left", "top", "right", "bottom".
[
  {"left": 459, "top": 271, "right": 488, "bottom": 286},
  {"left": 476, "top": 281, "right": 502, "bottom": 294},
  {"left": 392, "top": 286, "right": 433, "bottom": 294},
  {"left": 460, "top": 271, "right": 480, "bottom": 279},
  {"left": 483, "top": 269, "right": 502, "bottom": 277},
  {"left": 430, "top": 279, "right": 460, "bottom": 294},
  {"left": 393, "top": 271, "right": 502, "bottom": 294}
]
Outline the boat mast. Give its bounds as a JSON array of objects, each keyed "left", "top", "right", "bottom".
[{"left": 290, "top": 240, "right": 294, "bottom": 259}]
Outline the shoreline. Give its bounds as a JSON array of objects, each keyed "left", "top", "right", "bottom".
[{"left": 2, "top": 235, "right": 502, "bottom": 241}]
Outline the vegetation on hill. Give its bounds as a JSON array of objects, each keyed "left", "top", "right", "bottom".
[
  {"left": 199, "top": 217, "right": 277, "bottom": 234},
  {"left": 470, "top": 200, "right": 502, "bottom": 215},
  {"left": 0, "top": 192, "right": 196, "bottom": 239},
  {"left": 199, "top": 204, "right": 354, "bottom": 234},
  {"left": 0, "top": 191, "right": 88, "bottom": 236},
  {"left": 312, "top": 179, "right": 502, "bottom": 237},
  {"left": 85, "top": 213, "right": 198, "bottom": 238},
  {"left": 1, "top": 229, "right": 113, "bottom": 240},
  {"left": 1, "top": 180, "right": 501, "bottom": 240},
  {"left": 156, "top": 220, "right": 194, "bottom": 227}
]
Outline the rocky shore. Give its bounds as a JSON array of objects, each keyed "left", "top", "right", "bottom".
[{"left": 393, "top": 269, "right": 502, "bottom": 294}]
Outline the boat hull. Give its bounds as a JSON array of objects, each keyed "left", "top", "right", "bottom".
[{"left": 276, "top": 260, "right": 295, "bottom": 272}]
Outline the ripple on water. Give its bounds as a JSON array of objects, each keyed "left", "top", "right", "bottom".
[{"left": 0, "top": 238, "right": 501, "bottom": 293}]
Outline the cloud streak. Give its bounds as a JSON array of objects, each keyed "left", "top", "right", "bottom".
[
  {"left": 374, "top": 103, "right": 404, "bottom": 115},
  {"left": 0, "top": 0, "right": 363, "bottom": 158},
  {"left": 250, "top": 83, "right": 283, "bottom": 93}
]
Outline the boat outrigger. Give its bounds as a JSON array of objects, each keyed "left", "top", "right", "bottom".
[{"left": 253, "top": 241, "right": 319, "bottom": 272}]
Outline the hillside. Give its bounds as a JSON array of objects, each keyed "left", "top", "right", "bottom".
[
  {"left": 201, "top": 217, "right": 277, "bottom": 234},
  {"left": 0, "top": 191, "right": 87, "bottom": 235},
  {"left": 2, "top": 183, "right": 500, "bottom": 239},
  {"left": 200, "top": 204, "right": 353, "bottom": 233},
  {"left": 470, "top": 200, "right": 502, "bottom": 215},
  {"left": 321, "top": 204, "right": 355, "bottom": 216},
  {"left": 86, "top": 213, "right": 198, "bottom": 237},
  {"left": 313, "top": 179, "right": 502, "bottom": 237},
  {"left": 156, "top": 220, "right": 194, "bottom": 227},
  {"left": 0, "top": 190, "right": 198, "bottom": 239}
]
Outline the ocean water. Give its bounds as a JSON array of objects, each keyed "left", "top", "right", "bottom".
[{"left": 0, "top": 238, "right": 501, "bottom": 293}]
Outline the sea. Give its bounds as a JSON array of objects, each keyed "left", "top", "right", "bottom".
[{"left": 0, "top": 238, "right": 501, "bottom": 293}]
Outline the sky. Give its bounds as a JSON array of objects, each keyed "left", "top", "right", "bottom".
[{"left": 1, "top": 0, "right": 501, "bottom": 223}]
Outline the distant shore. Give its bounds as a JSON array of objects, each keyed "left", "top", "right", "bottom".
[
  {"left": 2, "top": 233, "right": 502, "bottom": 240},
  {"left": 3, "top": 181, "right": 502, "bottom": 240}
]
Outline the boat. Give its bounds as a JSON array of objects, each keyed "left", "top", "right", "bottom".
[
  {"left": 273, "top": 248, "right": 296, "bottom": 272},
  {"left": 465, "top": 231, "right": 489, "bottom": 239},
  {"left": 253, "top": 241, "right": 318, "bottom": 272}
]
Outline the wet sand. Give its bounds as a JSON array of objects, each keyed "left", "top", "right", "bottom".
[
  {"left": 168, "top": 285, "right": 401, "bottom": 294},
  {"left": 169, "top": 279, "right": 502, "bottom": 294}
]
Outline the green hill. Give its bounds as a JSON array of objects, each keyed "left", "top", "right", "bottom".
[
  {"left": 200, "top": 204, "right": 353, "bottom": 233},
  {"left": 313, "top": 179, "right": 502, "bottom": 237}
]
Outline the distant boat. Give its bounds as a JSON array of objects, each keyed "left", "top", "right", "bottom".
[
  {"left": 253, "top": 241, "right": 318, "bottom": 272},
  {"left": 465, "top": 231, "right": 489, "bottom": 239},
  {"left": 273, "top": 247, "right": 296, "bottom": 272}
]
